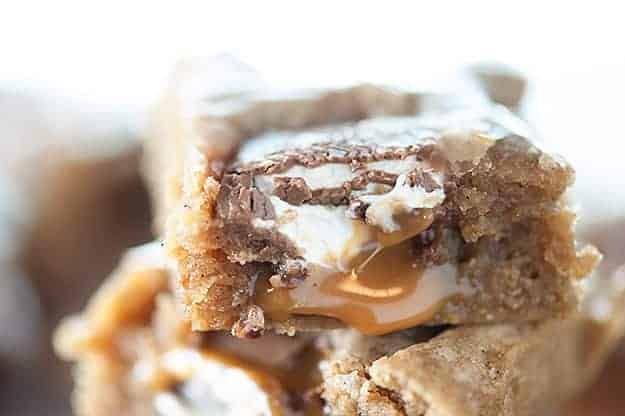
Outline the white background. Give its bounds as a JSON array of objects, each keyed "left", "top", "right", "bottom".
[{"left": 1, "top": 1, "right": 623, "bottom": 113}]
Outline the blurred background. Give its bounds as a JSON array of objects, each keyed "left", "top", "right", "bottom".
[{"left": 1, "top": 2, "right": 624, "bottom": 415}]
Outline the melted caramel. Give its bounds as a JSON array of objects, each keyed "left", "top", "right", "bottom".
[
  {"left": 257, "top": 209, "right": 473, "bottom": 335},
  {"left": 376, "top": 209, "right": 435, "bottom": 247}
]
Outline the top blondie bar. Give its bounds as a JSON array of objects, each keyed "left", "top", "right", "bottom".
[{"left": 146, "top": 57, "right": 599, "bottom": 337}]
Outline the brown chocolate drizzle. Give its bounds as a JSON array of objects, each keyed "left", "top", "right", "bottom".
[
  {"left": 217, "top": 173, "right": 276, "bottom": 221},
  {"left": 230, "top": 140, "right": 439, "bottom": 177}
]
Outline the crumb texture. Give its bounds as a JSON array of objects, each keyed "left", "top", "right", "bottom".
[{"left": 319, "top": 319, "right": 621, "bottom": 416}]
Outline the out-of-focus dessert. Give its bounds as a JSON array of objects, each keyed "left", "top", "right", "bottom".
[
  {"left": 0, "top": 91, "right": 153, "bottom": 415},
  {"left": 0, "top": 173, "right": 41, "bottom": 363},
  {"left": 148, "top": 59, "right": 597, "bottom": 337},
  {"left": 566, "top": 347, "right": 625, "bottom": 415},
  {"left": 21, "top": 146, "right": 152, "bottom": 321},
  {"left": 470, "top": 63, "right": 527, "bottom": 110},
  {"left": 54, "top": 243, "right": 322, "bottom": 416},
  {"left": 1, "top": 90, "right": 153, "bottom": 323}
]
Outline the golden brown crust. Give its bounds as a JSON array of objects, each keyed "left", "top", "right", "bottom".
[
  {"left": 368, "top": 321, "right": 600, "bottom": 416},
  {"left": 54, "top": 243, "right": 321, "bottom": 416},
  {"left": 53, "top": 244, "right": 173, "bottom": 416},
  {"left": 70, "top": 353, "right": 153, "bottom": 416}
]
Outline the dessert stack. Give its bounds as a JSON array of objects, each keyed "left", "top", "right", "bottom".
[{"left": 55, "top": 57, "right": 625, "bottom": 416}]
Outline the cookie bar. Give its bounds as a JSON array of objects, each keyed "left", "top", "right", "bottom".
[
  {"left": 149, "top": 61, "right": 598, "bottom": 337},
  {"left": 54, "top": 243, "right": 322, "bottom": 416},
  {"left": 319, "top": 313, "right": 624, "bottom": 416}
]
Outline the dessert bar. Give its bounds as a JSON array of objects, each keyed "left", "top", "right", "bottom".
[{"left": 149, "top": 63, "right": 598, "bottom": 336}]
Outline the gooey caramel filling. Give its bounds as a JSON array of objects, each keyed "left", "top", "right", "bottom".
[{"left": 257, "top": 209, "right": 473, "bottom": 335}]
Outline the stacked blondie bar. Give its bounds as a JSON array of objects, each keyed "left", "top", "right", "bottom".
[{"left": 55, "top": 58, "right": 625, "bottom": 415}]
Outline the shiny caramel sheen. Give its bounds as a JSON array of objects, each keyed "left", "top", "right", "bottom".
[
  {"left": 376, "top": 209, "right": 435, "bottom": 247},
  {"left": 257, "top": 210, "right": 472, "bottom": 335}
]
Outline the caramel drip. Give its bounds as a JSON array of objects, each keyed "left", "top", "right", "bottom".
[{"left": 257, "top": 209, "right": 473, "bottom": 335}]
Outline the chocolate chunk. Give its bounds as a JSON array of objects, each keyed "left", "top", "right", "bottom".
[
  {"left": 274, "top": 177, "right": 313, "bottom": 205},
  {"left": 216, "top": 173, "right": 253, "bottom": 222},
  {"left": 231, "top": 139, "right": 434, "bottom": 179},
  {"left": 251, "top": 189, "right": 276, "bottom": 220},
  {"left": 310, "top": 186, "right": 351, "bottom": 206},
  {"left": 217, "top": 173, "right": 275, "bottom": 221},
  {"left": 216, "top": 172, "right": 299, "bottom": 264},
  {"left": 365, "top": 170, "right": 398, "bottom": 186}
]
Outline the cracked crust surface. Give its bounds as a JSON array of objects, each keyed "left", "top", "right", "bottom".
[{"left": 318, "top": 299, "right": 625, "bottom": 416}]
